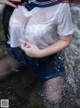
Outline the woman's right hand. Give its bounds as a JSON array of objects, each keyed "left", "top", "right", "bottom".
[{"left": 0, "top": 0, "right": 21, "bottom": 8}]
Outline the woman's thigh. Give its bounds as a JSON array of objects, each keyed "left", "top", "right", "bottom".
[
  {"left": 0, "top": 54, "right": 21, "bottom": 78},
  {"left": 43, "top": 76, "right": 64, "bottom": 104}
]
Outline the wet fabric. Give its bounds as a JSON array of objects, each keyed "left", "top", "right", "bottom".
[
  {"left": 7, "top": 45, "right": 65, "bottom": 83},
  {"left": 9, "top": 3, "right": 73, "bottom": 49}
]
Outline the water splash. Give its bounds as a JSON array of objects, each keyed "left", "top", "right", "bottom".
[{"left": 64, "top": 4, "right": 80, "bottom": 107}]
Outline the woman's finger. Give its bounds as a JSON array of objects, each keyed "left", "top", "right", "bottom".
[
  {"left": 26, "top": 41, "right": 33, "bottom": 46},
  {"left": 6, "top": 1, "right": 16, "bottom": 7},
  {"left": 20, "top": 44, "right": 25, "bottom": 50},
  {"left": 24, "top": 44, "right": 31, "bottom": 48},
  {"left": 21, "top": 43, "right": 30, "bottom": 50},
  {"left": 22, "top": 42, "right": 31, "bottom": 48}
]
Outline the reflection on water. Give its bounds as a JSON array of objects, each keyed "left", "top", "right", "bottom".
[{"left": 0, "top": 4, "right": 80, "bottom": 108}]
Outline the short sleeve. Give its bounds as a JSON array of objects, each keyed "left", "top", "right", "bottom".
[{"left": 57, "top": 4, "right": 74, "bottom": 36}]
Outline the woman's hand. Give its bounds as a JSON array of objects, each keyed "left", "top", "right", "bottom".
[
  {"left": 21, "top": 35, "right": 73, "bottom": 58},
  {"left": 0, "top": 0, "right": 21, "bottom": 7},
  {"left": 21, "top": 42, "right": 43, "bottom": 58}
]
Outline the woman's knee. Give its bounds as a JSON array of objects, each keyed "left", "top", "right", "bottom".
[
  {"left": 45, "top": 90, "right": 62, "bottom": 104},
  {"left": 0, "top": 55, "right": 20, "bottom": 78},
  {"left": 43, "top": 77, "right": 64, "bottom": 104}
]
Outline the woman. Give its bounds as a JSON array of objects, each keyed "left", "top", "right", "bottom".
[{"left": 0, "top": 0, "right": 73, "bottom": 108}]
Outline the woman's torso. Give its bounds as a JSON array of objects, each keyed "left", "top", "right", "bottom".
[{"left": 9, "top": 2, "right": 69, "bottom": 49}]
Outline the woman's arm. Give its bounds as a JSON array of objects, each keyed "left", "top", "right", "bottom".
[
  {"left": 21, "top": 35, "right": 73, "bottom": 58},
  {"left": 0, "top": 0, "right": 21, "bottom": 7},
  {"left": 39, "top": 35, "right": 73, "bottom": 57}
]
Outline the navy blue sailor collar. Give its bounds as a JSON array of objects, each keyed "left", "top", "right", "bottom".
[{"left": 24, "top": 0, "right": 65, "bottom": 11}]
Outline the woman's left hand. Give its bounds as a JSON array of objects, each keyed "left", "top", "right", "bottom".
[{"left": 21, "top": 42, "right": 42, "bottom": 58}]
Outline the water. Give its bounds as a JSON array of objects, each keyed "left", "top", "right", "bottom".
[
  {"left": 0, "top": 4, "right": 80, "bottom": 108},
  {"left": 64, "top": 4, "right": 80, "bottom": 108}
]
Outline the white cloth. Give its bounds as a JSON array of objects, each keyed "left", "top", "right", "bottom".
[{"left": 9, "top": 3, "right": 74, "bottom": 49}]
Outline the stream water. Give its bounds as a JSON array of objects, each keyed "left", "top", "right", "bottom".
[{"left": 0, "top": 3, "right": 80, "bottom": 108}]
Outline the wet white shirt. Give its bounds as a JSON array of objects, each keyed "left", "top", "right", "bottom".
[{"left": 9, "top": 3, "right": 73, "bottom": 49}]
